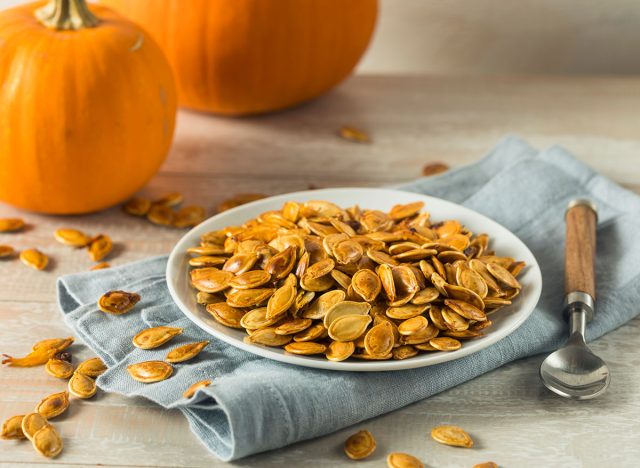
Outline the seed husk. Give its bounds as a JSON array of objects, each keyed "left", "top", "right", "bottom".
[
  {"left": 21, "top": 413, "right": 48, "bottom": 441},
  {"left": 127, "top": 361, "right": 173, "bottom": 383},
  {"left": 183, "top": 379, "right": 212, "bottom": 399},
  {"left": 328, "top": 314, "right": 371, "bottom": 342},
  {"left": 266, "top": 276, "right": 297, "bottom": 319},
  {"left": 32, "top": 424, "right": 63, "bottom": 458},
  {"left": 398, "top": 316, "right": 429, "bottom": 336},
  {"left": 392, "top": 345, "right": 418, "bottom": 360},
  {"left": 486, "top": 262, "right": 522, "bottom": 289},
  {"left": 45, "top": 358, "right": 74, "bottom": 379},
  {"left": 429, "top": 337, "right": 462, "bottom": 351},
  {"left": 293, "top": 323, "right": 327, "bottom": 342},
  {"left": 324, "top": 301, "right": 371, "bottom": 328},
  {"left": 133, "top": 326, "right": 183, "bottom": 349},
  {"left": 88, "top": 234, "right": 113, "bottom": 262},
  {"left": 387, "top": 452, "right": 425, "bottom": 468},
  {"left": 1, "top": 414, "right": 25, "bottom": 439},
  {"left": 364, "top": 321, "right": 395, "bottom": 357},
  {"left": 275, "top": 318, "right": 313, "bottom": 335},
  {"left": 325, "top": 340, "right": 356, "bottom": 362},
  {"left": 0, "top": 244, "right": 15, "bottom": 258},
  {"left": 154, "top": 192, "right": 183, "bottom": 207},
  {"left": 54, "top": 228, "right": 91, "bottom": 247},
  {"left": 228, "top": 270, "right": 272, "bottom": 289},
  {"left": 35, "top": 391, "right": 69, "bottom": 419},
  {"left": 165, "top": 341, "right": 209, "bottom": 363},
  {"left": 20, "top": 248, "right": 48, "bottom": 270},
  {"left": 431, "top": 424, "right": 474, "bottom": 448},
  {"left": 247, "top": 327, "right": 292, "bottom": 347},
  {"left": 206, "top": 302, "right": 246, "bottom": 328},
  {"left": 97, "top": 290, "right": 140, "bottom": 315},
  {"left": 174, "top": 205, "right": 206, "bottom": 228},
  {"left": 76, "top": 357, "right": 107, "bottom": 377},
  {"left": 123, "top": 197, "right": 151, "bottom": 216},
  {"left": 284, "top": 342, "right": 327, "bottom": 355},
  {"left": 226, "top": 287, "right": 275, "bottom": 308},
  {"left": 344, "top": 429, "right": 376, "bottom": 460},
  {"left": 191, "top": 268, "right": 234, "bottom": 293},
  {"left": 68, "top": 371, "right": 97, "bottom": 399},
  {"left": 0, "top": 218, "right": 24, "bottom": 232},
  {"left": 147, "top": 204, "right": 175, "bottom": 226},
  {"left": 473, "top": 462, "right": 498, "bottom": 468}
]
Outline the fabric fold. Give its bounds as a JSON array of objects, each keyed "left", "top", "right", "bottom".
[{"left": 57, "top": 135, "right": 640, "bottom": 461}]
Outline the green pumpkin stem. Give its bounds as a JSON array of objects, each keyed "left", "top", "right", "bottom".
[{"left": 36, "top": 0, "right": 99, "bottom": 30}]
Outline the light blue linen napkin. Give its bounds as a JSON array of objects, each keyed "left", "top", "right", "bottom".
[{"left": 57, "top": 135, "right": 640, "bottom": 461}]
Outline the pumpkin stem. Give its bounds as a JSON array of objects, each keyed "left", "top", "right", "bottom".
[{"left": 35, "top": 0, "right": 99, "bottom": 30}]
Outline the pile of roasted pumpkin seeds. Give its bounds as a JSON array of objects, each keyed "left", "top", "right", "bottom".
[
  {"left": 188, "top": 200, "right": 525, "bottom": 362},
  {"left": 0, "top": 337, "right": 106, "bottom": 458},
  {"left": 123, "top": 192, "right": 206, "bottom": 228}
]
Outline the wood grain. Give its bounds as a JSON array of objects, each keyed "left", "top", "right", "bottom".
[
  {"left": 1, "top": 75, "right": 640, "bottom": 467},
  {"left": 565, "top": 203, "right": 597, "bottom": 297}
]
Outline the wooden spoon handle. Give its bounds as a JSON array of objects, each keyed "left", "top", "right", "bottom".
[{"left": 565, "top": 199, "right": 597, "bottom": 298}]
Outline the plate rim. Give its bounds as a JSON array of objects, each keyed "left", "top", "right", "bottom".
[{"left": 166, "top": 187, "right": 542, "bottom": 372}]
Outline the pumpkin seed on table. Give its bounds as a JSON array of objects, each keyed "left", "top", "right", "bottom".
[
  {"left": 473, "top": 463, "right": 498, "bottom": 468},
  {"left": 31, "top": 424, "right": 63, "bottom": 458},
  {"left": 165, "top": 341, "right": 209, "bottom": 363},
  {"left": 68, "top": 371, "right": 97, "bottom": 399},
  {"left": 174, "top": 205, "right": 206, "bottom": 228},
  {"left": 387, "top": 452, "right": 425, "bottom": 468},
  {"left": 88, "top": 234, "right": 112, "bottom": 261},
  {"left": 45, "top": 358, "right": 74, "bottom": 379},
  {"left": 127, "top": 361, "right": 173, "bottom": 383},
  {"left": 54, "top": 228, "right": 91, "bottom": 247},
  {"left": 20, "top": 248, "right": 48, "bottom": 270},
  {"left": 0, "top": 244, "right": 15, "bottom": 258},
  {"left": 147, "top": 204, "right": 175, "bottom": 226},
  {"left": 2, "top": 337, "right": 74, "bottom": 367},
  {"left": 183, "top": 379, "right": 212, "bottom": 399},
  {"left": 339, "top": 126, "right": 371, "bottom": 143},
  {"left": 35, "top": 391, "right": 69, "bottom": 419},
  {"left": 1, "top": 414, "right": 25, "bottom": 439},
  {"left": 0, "top": 217, "right": 24, "bottom": 232},
  {"left": 76, "top": 357, "right": 107, "bottom": 377},
  {"left": 21, "top": 413, "right": 48, "bottom": 441},
  {"left": 123, "top": 197, "right": 152, "bottom": 216},
  {"left": 422, "top": 161, "right": 450, "bottom": 177},
  {"left": 97, "top": 290, "right": 140, "bottom": 315},
  {"left": 133, "top": 326, "right": 183, "bottom": 349},
  {"left": 154, "top": 192, "right": 183, "bottom": 207},
  {"left": 431, "top": 424, "right": 474, "bottom": 448},
  {"left": 344, "top": 429, "right": 376, "bottom": 459}
]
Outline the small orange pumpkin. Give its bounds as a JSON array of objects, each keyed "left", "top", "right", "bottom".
[
  {"left": 0, "top": 0, "right": 177, "bottom": 214},
  {"left": 100, "top": 0, "right": 378, "bottom": 115}
]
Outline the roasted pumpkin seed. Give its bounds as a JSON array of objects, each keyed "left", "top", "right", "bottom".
[
  {"left": 127, "top": 361, "right": 173, "bottom": 383},
  {"left": 54, "top": 228, "right": 91, "bottom": 247},
  {"left": 98, "top": 290, "right": 140, "bottom": 315},
  {"left": 284, "top": 341, "right": 327, "bottom": 355},
  {"left": 387, "top": 452, "right": 425, "bottom": 468},
  {"left": 123, "top": 197, "right": 151, "bottom": 216},
  {"left": 364, "top": 321, "right": 395, "bottom": 357},
  {"left": 21, "top": 413, "right": 48, "bottom": 441},
  {"left": 325, "top": 340, "right": 356, "bottom": 362},
  {"left": 35, "top": 391, "right": 69, "bottom": 419},
  {"left": 431, "top": 424, "right": 474, "bottom": 448},
  {"left": 328, "top": 314, "right": 371, "bottom": 342},
  {"left": 174, "top": 205, "right": 206, "bottom": 228},
  {"left": 68, "top": 371, "right": 97, "bottom": 399},
  {"left": 0, "top": 244, "right": 15, "bottom": 258},
  {"left": 75, "top": 357, "right": 107, "bottom": 377},
  {"left": 344, "top": 429, "right": 376, "bottom": 459},
  {"left": 0, "top": 218, "right": 24, "bottom": 232},
  {"left": 1, "top": 414, "right": 25, "bottom": 439},
  {"left": 247, "top": 327, "right": 292, "bottom": 347},
  {"left": 165, "top": 341, "right": 209, "bottom": 363},
  {"left": 429, "top": 337, "right": 462, "bottom": 351},
  {"left": 32, "top": 424, "right": 63, "bottom": 458},
  {"left": 133, "top": 326, "right": 183, "bottom": 349},
  {"left": 45, "top": 358, "right": 74, "bottom": 379},
  {"left": 183, "top": 379, "right": 212, "bottom": 398},
  {"left": 20, "top": 248, "right": 48, "bottom": 270}
]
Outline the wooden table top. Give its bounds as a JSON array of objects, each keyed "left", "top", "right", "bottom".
[{"left": 1, "top": 75, "right": 639, "bottom": 468}]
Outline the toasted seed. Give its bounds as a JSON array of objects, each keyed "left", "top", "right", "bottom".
[
  {"left": 351, "top": 269, "right": 382, "bottom": 302},
  {"left": 293, "top": 323, "right": 327, "bottom": 342},
  {"left": 54, "top": 228, "right": 91, "bottom": 247},
  {"left": 183, "top": 379, "right": 212, "bottom": 398},
  {"left": 266, "top": 277, "right": 297, "bottom": 319},
  {"left": 127, "top": 361, "right": 173, "bottom": 383},
  {"left": 325, "top": 341, "right": 356, "bottom": 362},
  {"left": 0, "top": 218, "right": 24, "bottom": 232},
  {"left": 123, "top": 197, "right": 151, "bottom": 216},
  {"left": 174, "top": 205, "right": 206, "bottom": 228},
  {"left": 90, "top": 262, "right": 111, "bottom": 270},
  {"left": 45, "top": 359, "right": 74, "bottom": 379},
  {"left": 191, "top": 268, "right": 233, "bottom": 293},
  {"left": 97, "top": 290, "right": 140, "bottom": 315},
  {"left": 88, "top": 234, "right": 113, "bottom": 261},
  {"left": 344, "top": 429, "right": 376, "bottom": 459},
  {"left": 339, "top": 126, "right": 371, "bottom": 143},
  {"left": 275, "top": 318, "right": 313, "bottom": 335},
  {"left": 456, "top": 264, "right": 488, "bottom": 298},
  {"left": 35, "top": 391, "right": 69, "bottom": 419},
  {"left": 431, "top": 424, "right": 474, "bottom": 448},
  {"left": 248, "top": 327, "right": 292, "bottom": 347},
  {"left": 389, "top": 201, "right": 424, "bottom": 221},
  {"left": 473, "top": 462, "right": 498, "bottom": 468},
  {"left": 75, "top": 357, "right": 107, "bottom": 377},
  {"left": 364, "top": 321, "right": 395, "bottom": 357},
  {"left": 0, "top": 244, "right": 15, "bottom": 258},
  {"left": 226, "top": 287, "right": 275, "bottom": 308},
  {"left": 444, "top": 283, "right": 485, "bottom": 310},
  {"left": 392, "top": 345, "right": 418, "bottom": 360},
  {"left": 328, "top": 314, "right": 372, "bottom": 342},
  {"left": 133, "top": 326, "right": 183, "bottom": 350},
  {"left": 387, "top": 452, "right": 425, "bottom": 468},
  {"left": 401, "top": 323, "right": 439, "bottom": 345},
  {"left": 324, "top": 301, "right": 371, "bottom": 328},
  {"left": 429, "top": 337, "right": 462, "bottom": 351},
  {"left": 1, "top": 414, "right": 25, "bottom": 439},
  {"left": 223, "top": 252, "right": 259, "bottom": 274},
  {"left": 32, "top": 424, "right": 63, "bottom": 458},
  {"left": 21, "top": 413, "right": 48, "bottom": 441},
  {"left": 445, "top": 299, "right": 487, "bottom": 322},
  {"left": 166, "top": 341, "right": 209, "bottom": 363},
  {"left": 147, "top": 204, "right": 175, "bottom": 226},
  {"left": 386, "top": 303, "right": 428, "bottom": 320},
  {"left": 68, "top": 371, "right": 97, "bottom": 399},
  {"left": 303, "top": 290, "right": 346, "bottom": 320},
  {"left": 422, "top": 162, "right": 450, "bottom": 177},
  {"left": 239, "top": 307, "right": 277, "bottom": 330},
  {"left": 228, "top": 270, "right": 272, "bottom": 289},
  {"left": 284, "top": 341, "right": 327, "bottom": 355},
  {"left": 20, "top": 248, "right": 48, "bottom": 270},
  {"left": 486, "top": 262, "right": 522, "bottom": 289},
  {"left": 189, "top": 255, "right": 227, "bottom": 267},
  {"left": 398, "top": 316, "right": 429, "bottom": 335}
]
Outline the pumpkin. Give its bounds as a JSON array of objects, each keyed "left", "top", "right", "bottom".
[
  {"left": 0, "top": 0, "right": 177, "bottom": 214},
  {"left": 99, "top": 0, "right": 378, "bottom": 115}
]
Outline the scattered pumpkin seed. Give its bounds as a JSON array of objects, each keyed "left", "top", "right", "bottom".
[
  {"left": 154, "top": 192, "right": 183, "bottom": 207},
  {"left": 35, "top": 391, "right": 69, "bottom": 419},
  {"left": 0, "top": 244, "right": 15, "bottom": 258},
  {"left": 127, "top": 361, "right": 173, "bottom": 383},
  {"left": 387, "top": 452, "right": 425, "bottom": 468},
  {"left": 123, "top": 197, "right": 152, "bottom": 216},
  {"left": 165, "top": 341, "right": 209, "bottom": 363},
  {"left": 21, "top": 413, "right": 48, "bottom": 441},
  {"left": 473, "top": 463, "right": 498, "bottom": 468},
  {"left": 20, "top": 248, "right": 48, "bottom": 270},
  {"left": 431, "top": 424, "right": 474, "bottom": 448},
  {"left": 97, "top": 290, "right": 140, "bottom": 315},
  {"left": 344, "top": 429, "right": 376, "bottom": 459},
  {"left": 54, "top": 228, "right": 91, "bottom": 247},
  {"left": 1, "top": 414, "right": 25, "bottom": 439},
  {"left": 422, "top": 162, "right": 450, "bottom": 177},
  {"left": 0, "top": 217, "right": 24, "bottom": 232},
  {"left": 183, "top": 379, "right": 212, "bottom": 398},
  {"left": 133, "top": 326, "right": 183, "bottom": 350},
  {"left": 31, "top": 424, "right": 63, "bottom": 458},
  {"left": 45, "top": 358, "right": 74, "bottom": 379},
  {"left": 68, "top": 372, "right": 97, "bottom": 399},
  {"left": 75, "top": 357, "right": 107, "bottom": 377},
  {"left": 88, "top": 234, "right": 112, "bottom": 262},
  {"left": 174, "top": 205, "right": 206, "bottom": 228}
]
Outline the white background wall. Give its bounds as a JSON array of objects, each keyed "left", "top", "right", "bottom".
[{"left": 3, "top": 0, "right": 640, "bottom": 75}]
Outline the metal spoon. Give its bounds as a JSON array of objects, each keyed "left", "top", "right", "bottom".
[{"left": 540, "top": 199, "right": 610, "bottom": 400}]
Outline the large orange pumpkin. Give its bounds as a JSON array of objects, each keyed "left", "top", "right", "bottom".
[
  {"left": 100, "top": 0, "right": 378, "bottom": 115},
  {"left": 0, "top": 0, "right": 177, "bottom": 214}
]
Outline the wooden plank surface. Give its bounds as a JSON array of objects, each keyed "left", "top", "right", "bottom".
[{"left": 1, "top": 74, "right": 639, "bottom": 467}]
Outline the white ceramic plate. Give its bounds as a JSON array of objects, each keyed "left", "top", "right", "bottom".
[{"left": 167, "top": 188, "right": 542, "bottom": 372}]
